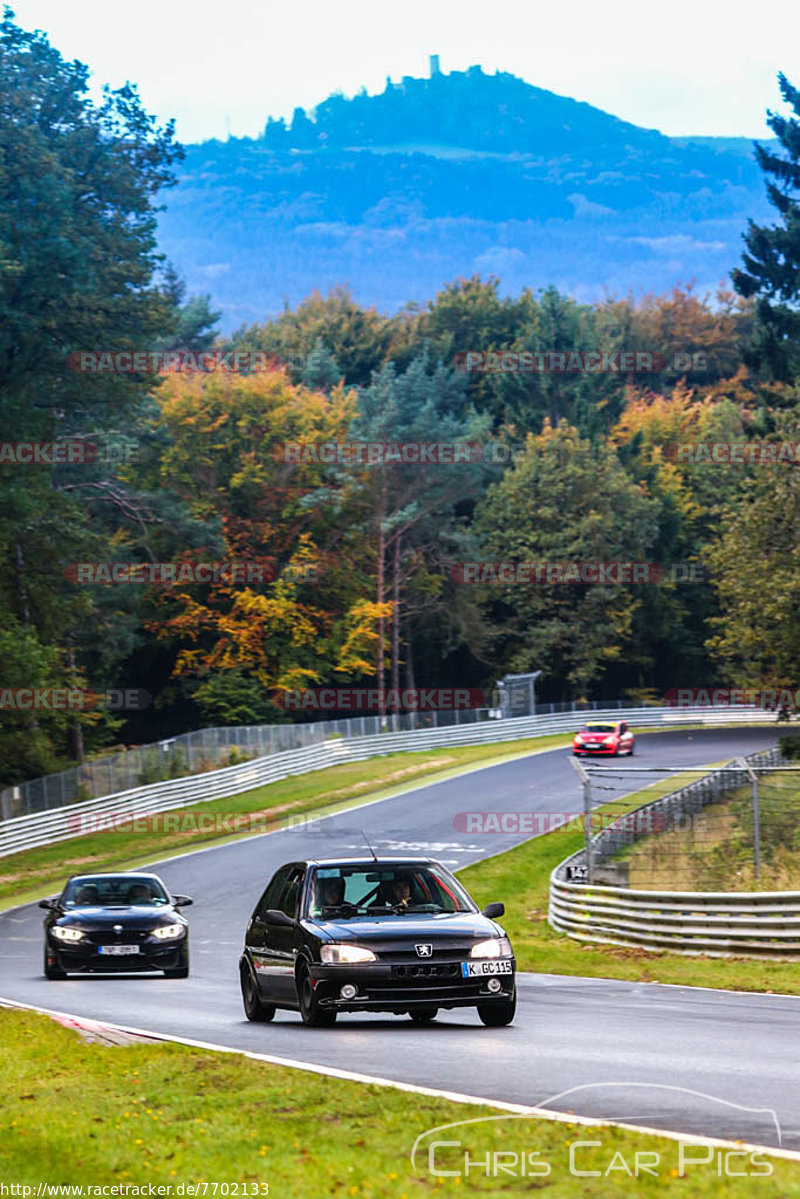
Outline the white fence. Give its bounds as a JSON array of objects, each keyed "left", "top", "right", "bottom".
[{"left": 0, "top": 705, "right": 785, "bottom": 860}]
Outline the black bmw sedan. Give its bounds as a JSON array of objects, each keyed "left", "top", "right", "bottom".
[
  {"left": 239, "top": 857, "right": 516, "bottom": 1027},
  {"left": 40, "top": 872, "right": 192, "bottom": 979}
]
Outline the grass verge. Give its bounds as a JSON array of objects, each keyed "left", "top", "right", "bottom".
[
  {"left": 460, "top": 772, "right": 800, "bottom": 995},
  {"left": 1, "top": 1007, "right": 797, "bottom": 1196},
  {"left": 0, "top": 735, "right": 575, "bottom": 911}
]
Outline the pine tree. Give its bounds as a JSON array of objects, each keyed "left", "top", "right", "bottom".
[{"left": 732, "top": 74, "right": 800, "bottom": 380}]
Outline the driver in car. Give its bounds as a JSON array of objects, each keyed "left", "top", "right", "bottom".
[
  {"left": 370, "top": 876, "right": 411, "bottom": 910},
  {"left": 390, "top": 877, "right": 411, "bottom": 908},
  {"left": 128, "top": 883, "right": 153, "bottom": 904},
  {"left": 312, "top": 876, "right": 345, "bottom": 915}
]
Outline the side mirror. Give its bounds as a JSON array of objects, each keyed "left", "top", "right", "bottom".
[
  {"left": 172, "top": 895, "right": 193, "bottom": 907},
  {"left": 265, "top": 908, "right": 295, "bottom": 928},
  {"left": 38, "top": 898, "right": 57, "bottom": 911},
  {"left": 482, "top": 902, "right": 505, "bottom": 919}
]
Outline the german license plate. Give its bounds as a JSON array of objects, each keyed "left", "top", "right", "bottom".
[
  {"left": 98, "top": 944, "right": 139, "bottom": 955},
  {"left": 461, "top": 960, "right": 513, "bottom": 977}
]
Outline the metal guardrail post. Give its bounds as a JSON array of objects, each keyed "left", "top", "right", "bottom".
[
  {"left": 739, "top": 757, "right": 761, "bottom": 882},
  {"left": 569, "top": 754, "right": 593, "bottom": 883}
]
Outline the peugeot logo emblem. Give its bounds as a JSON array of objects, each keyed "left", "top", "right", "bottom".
[
  {"left": 113, "top": 925, "right": 122, "bottom": 934},
  {"left": 415, "top": 944, "right": 433, "bottom": 958}
]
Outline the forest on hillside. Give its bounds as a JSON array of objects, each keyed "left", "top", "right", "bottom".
[
  {"left": 158, "top": 69, "right": 773, "bottom": 322},
  {"left": 3, "top": 12, "right": 800, "bottom": 787}
]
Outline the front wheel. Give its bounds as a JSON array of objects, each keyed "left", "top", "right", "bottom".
[
  {"left": 240, "top": 962, "right": 275, "bottom": 1022},
  {"left": 297, "top": 965, "right": 337, "bottom": 1027},
  {"left": 409, "top": 1007, "right": 438, "bottom": 1023},
  {"left": 477, "top": 990, "right": 516, "bottom": 1027}
]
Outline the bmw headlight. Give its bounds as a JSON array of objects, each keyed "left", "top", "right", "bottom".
[
  {"left": 152, "top": 923, "right": 184, "bottom": 940},
  {"left": 470, "top": 937, "right": 512, "bottom": 959},
  {"left": 52, "top": 926, "right": 84, "bottom": 942},
  {"left": 320, "top": 944, "right": 377, "bottom": 964}
]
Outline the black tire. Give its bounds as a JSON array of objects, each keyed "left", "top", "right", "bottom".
[
  {"left": 628, "top": 743, "right": 635, "bottom": 756},
  {"left": 297, "top": 964, "right": 337, "bottom": 1027},
  {"left": 477, "top": 990, "right": 516, "bottom": 1027},
  {"left": 164, "top": 966, "right": 189, "bottom": 979},
  {"left": 240, "top": 962, "right": 275, "bottom": 1022},
  {"left": 409, "top": 1007, "right": 438, "bottom": 1023},
  {"left": 43, "top": 945, "right": 66, "bottom": 980}
]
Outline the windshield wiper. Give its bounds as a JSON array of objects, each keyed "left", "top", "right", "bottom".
[{"left": 313, "top": 903, "right": 372, "bottom": 918}]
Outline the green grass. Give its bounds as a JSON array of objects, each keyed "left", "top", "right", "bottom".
[
  {"left": 460, "top": 773, "right": 800, "bottom": 996},
  {"left": 0, "top": 736, "right": 575, "bottom": 911},
  {"left": 1, "top": 1007, "right": 797, "bottom": 1196}
]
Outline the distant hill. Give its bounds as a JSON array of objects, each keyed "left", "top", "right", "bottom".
[{"left": 157, "top": 66, "right": 774, "bottom": 330}]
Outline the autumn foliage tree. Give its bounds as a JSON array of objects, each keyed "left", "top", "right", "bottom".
[{"left": 151, "top": 367, "right": 389, "bottom": 718}]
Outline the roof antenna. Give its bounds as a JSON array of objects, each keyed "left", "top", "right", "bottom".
[{"left": 362, "top": 830, "right": 378, "bottom": 862}]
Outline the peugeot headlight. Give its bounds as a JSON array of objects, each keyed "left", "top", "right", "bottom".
[
  {"left": 152, "top": 923, "right": 184, "bottom": 940},
  {"left": 470, "top": 937, "right": 512, "bottom": 959},
  {"left": 52, "top": 926, "right": 84, "bottom": 942},
  {"left": 320, "top": 944, "right": 377, "bottom": 964}
]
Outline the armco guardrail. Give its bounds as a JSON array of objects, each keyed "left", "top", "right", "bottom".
[
  {"left": 549, "top": 880, "right": 800, "bottom": 957},
  {"left": 549, "top": 746, "right": 800, "bottom": 959},
  {"left": 0, "top": 705, "right": 783, "bottom": 860}
]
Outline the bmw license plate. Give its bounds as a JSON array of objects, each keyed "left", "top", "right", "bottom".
[
  {"left": 98, "top": 944, "right": 140, "bottom": 955},
  {"left": 461, "top": 960, "right": 513, "bottom": 977}
]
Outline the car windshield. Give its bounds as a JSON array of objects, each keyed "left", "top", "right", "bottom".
[
  {"left": 306, "top": 864, "right": 475, "bottom": 919},
  {"left": 582, "top": 724, "right": 616, "bottom": 733},
  {"left": 62, "top": 876, "right": 169, "bottom": 908}
]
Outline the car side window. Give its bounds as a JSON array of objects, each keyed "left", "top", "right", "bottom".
[
  {"left": 276, "top": 866, "right": 305, "bottom": 918},
  {"left": 255, "top": 867, "right": 291, "bottom": 920}
]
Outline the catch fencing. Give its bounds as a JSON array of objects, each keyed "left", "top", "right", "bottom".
[
  {"left": 0, "top": 704, "right": 784, "bottom": 860},
  {"left": 0, "top": 708, "right": 498, "bottom": 819},
  {"left": 549, "top": 747, "right": 800, "bottom": 958}
]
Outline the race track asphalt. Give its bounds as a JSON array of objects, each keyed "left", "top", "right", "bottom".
[{"left": 2, "top": 726, "right": 797, "bottom": 1150}]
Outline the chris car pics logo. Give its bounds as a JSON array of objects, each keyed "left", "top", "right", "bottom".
[{"left": 410, "top": 1085, "right": 779, "bottom": 1181}]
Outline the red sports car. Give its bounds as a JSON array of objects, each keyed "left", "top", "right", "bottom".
[{"left": 572, "top": 720, "right": 635, "bottom": 756}]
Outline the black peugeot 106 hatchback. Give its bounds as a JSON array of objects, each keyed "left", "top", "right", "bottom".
[{"left": 239, "top": 857, "right": 516, "bottom": 1027}]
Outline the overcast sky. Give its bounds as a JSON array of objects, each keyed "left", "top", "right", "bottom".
[{"left": 11, "top": 0, "right": 798, "bottom": 144}]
